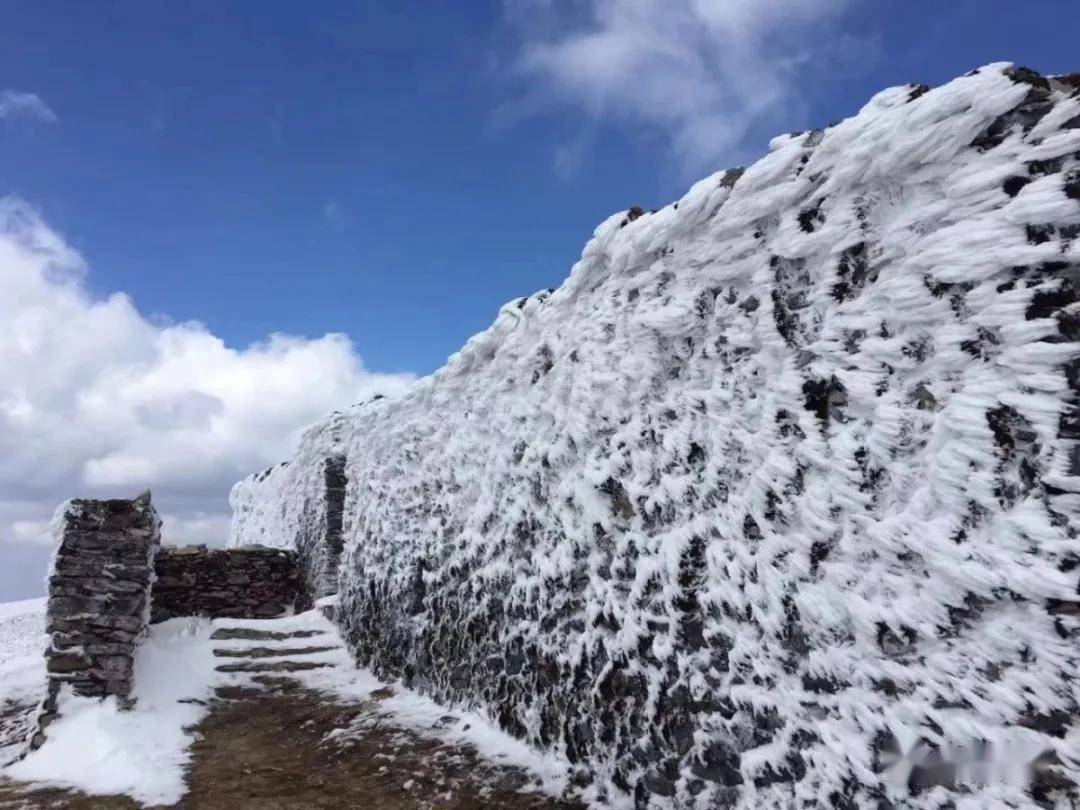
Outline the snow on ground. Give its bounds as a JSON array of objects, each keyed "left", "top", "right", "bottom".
[
  {"left": 1, "top": 607, "right": 571, "bottom": 807},
  {"left": 0, "top": 597, "right": 46, "bottom": 692},
  {"left": 0, "top": 598, "right": 46, "bottom": 765},
  {"left": 4, "top": 616, "right": 217, "bottom": 805}
]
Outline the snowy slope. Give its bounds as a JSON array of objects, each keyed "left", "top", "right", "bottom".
[
  {"left": 0, "top": 604, "right": 45, "bottom": 699},
  {"left": 0, "top": 598, "right": 45, "bottom": 765},
  {"left": 230, "top": 65, "right": 1080, "bottom": 808},
  {"left": 0, "top": 598, "right": 46, "bottom": 697}
]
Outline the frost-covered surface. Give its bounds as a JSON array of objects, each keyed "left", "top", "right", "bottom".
[
  {"left": 229, "top": 410, "right": 352, "bottom": 602},
  {"left": 229, "top": 461, "right": 295, "bottom": 551},
  {"left": 230, "top": 65, "right": 1080, "bottom": 807}
]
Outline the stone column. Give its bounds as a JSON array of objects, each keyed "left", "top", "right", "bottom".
[
  {"left": 32, "top": 492, "right": 160, "bottom": 748},
  {"left": 319, "top": 455, "right": 347, "bottom": 594}
]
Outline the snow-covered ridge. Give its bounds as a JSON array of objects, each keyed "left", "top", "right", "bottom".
[{"left": 230, "top": 64, "right": 1080, "bottom": 808}]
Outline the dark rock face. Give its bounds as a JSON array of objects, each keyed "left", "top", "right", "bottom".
[
  {"left": 34, "top": 493, "right": 160, "bottom": 748},
  {"left": 150, "top": 545, "right": 299, "bottom": 623}
]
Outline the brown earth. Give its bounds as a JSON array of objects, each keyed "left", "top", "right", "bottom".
[{"left": 0, "top": 678, "right": 583, "bottom": 810}]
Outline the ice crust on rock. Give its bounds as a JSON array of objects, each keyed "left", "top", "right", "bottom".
[
  {"left": 230, "top": 65, "right": 1080, "bottom": 808},
  {"left": 229, "top": 412, "right": 349, "bottom": 604}
]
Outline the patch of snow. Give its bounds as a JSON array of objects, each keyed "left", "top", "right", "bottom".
[
  {"left": 0, "top": 597, "right": 46, "bottom": 701},
  {"left": 0, "top": 597, "right": 46, "bottom": 623},
  {"left": 3, "top": 617, "right": 217, "bottom": 806},
  {"left": 0, "top": 598, "right": 47, "bottom": 763}
]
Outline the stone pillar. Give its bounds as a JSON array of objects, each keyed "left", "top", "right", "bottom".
[
  {"left": 33, "top": 492, "right": 160, "bottom": 748},
  {"left": 320, "top": 455, "right": 347, "bottom": 590},
  {"left": 294, "top": 455, "right": 347, "bottom": 611}
]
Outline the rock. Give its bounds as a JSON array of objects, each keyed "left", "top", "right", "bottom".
[
  {"left": 230, "top": 454, "right": 346, "bottom": 611},
  {"left": 87, "top": 614, "right": 145, "bottom": 633},
  {"left": 36, "top": 492, "right": 161, "bottom": 750},
  {"left": 210, "top": 627, "right": 326, "bottom": 641},
  {"left": 215, "top": 660, "right": 334, "bottom": 673},
  {"left": 150, "top": 546, "right": 299, "bottom": 623},
  {"left": 211, "top": 645, "right": 338, "bottom": 659},
  {"left": 46, "top": 653, "right": 89, "bottom": 673}
]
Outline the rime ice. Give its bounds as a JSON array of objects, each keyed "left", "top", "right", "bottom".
[{"left": 231, "top": 65, "right": 1080, "bottom": 809}]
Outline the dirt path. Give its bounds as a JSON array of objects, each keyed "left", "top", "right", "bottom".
[
  {"left": 0, "top": 675, "right": 582, "bottom": 809},
  {"left": 0, "top": 618, "right": 583, "bottom": 810}
]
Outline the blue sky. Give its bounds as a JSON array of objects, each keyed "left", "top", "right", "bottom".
[
  {"left": 3, "top": 0, "right": 1076, "bottom": 374},
  {"left": 0, "top": 0, "right": 1078, "bottom": 600}
]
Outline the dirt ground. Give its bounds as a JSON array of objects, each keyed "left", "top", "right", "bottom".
[{"left": 0, "top": 678, "right": 583, "bottom": 810}]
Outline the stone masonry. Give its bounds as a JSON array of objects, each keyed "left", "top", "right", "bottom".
[
  {"left": 228, "top": 453, "right": 347, "bottom": 611},
  {"left": 150, "top": 545, "right": 299, "bottom": 623},
  {"left": 35, "top": 492, "right": 160, "bottom": 748},
  {"left": 297, "top": 455, "right": 346, "bottom": 611}
]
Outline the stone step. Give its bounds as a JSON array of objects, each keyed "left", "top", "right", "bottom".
[
  {"left": 210, "top": 627, "right": 328, "bottom": 642},
  {"left": 212, "top": 645, "right": 339, "bottom": 659},
  {"left": 215, "top": 660, "right": 336, "bottom": 673}
]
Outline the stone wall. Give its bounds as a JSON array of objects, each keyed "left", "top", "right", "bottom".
[
  {"left": 228, "top": 448, "right": 349, "bottom": 610},
  {"left": 280, "top": 66, "right": 1080, "bottom": 807},
  {"left": 150, "top": 545, "right": 299, "bottom": 623},
  {"left": 36, "top": 493, "right": 160, "bottom": 747},
  {"left": 296, "top": 455, "right": 346, "bottom": 610}
]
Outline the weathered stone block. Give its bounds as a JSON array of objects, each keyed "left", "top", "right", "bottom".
[
  {"left": 33, "top": 491, "right": 161, "bottom": 752},
  {"left": 86, "top": 614, "right": 145, "bottom": 634},
  {"left": 46, "top": 652, "right": 90, "bottom": 673}
]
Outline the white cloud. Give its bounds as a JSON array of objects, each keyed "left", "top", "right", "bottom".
[
  {"left": 502, "top": 0, "right": 861, "bottom": 173},
  {"left": 0, "top": 90, "right": 57, "bottom": 124},
  {"left": 11, "top": 520, "right": 52, "bottom": 546},
  {"left": 159, "top": 513, "right": 234, "bottom": 547},
  {"left": 0, "top": 198, "right": 414, "bottom": 570}
]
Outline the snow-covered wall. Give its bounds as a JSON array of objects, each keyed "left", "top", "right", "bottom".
[
  {"left": 229, "top": 411, "right": 349, "bottom": 606},
  {"left": 230, "top": 65, "right": 1080, "bottom": 808}
]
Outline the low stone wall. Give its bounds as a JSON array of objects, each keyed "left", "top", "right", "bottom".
[
  {"left": 150, "top": 545, "right": 299, "bottom": 623},
  {"left": 36, "top": 493, "right": 160, "bottom": 747}
]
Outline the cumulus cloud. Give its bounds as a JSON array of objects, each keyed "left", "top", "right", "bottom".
[
  {"left": 160, "top": 513, "right": 235, "bottom": 547},
  {"left": 0, "top": 198, "right": 413, "bottom": 571},
  {"left": 0, "top": 90, "right": 57, "bottom": 124},
  {"left": 503, "top": 0, "right": 861, "bottom": 173}
]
